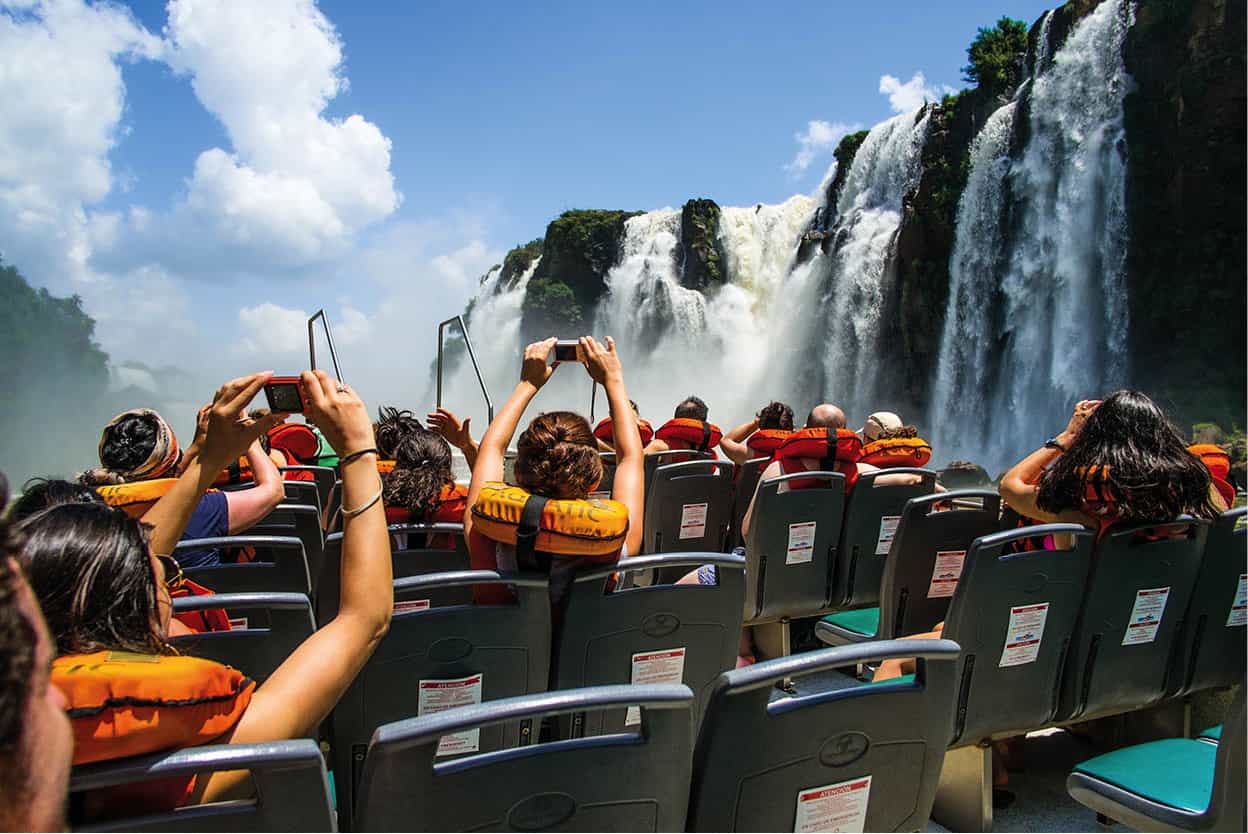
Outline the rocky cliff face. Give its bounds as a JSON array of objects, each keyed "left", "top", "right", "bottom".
[
  {"left": 679, "top": 199, "right": 726, "bottom": 291},
  {"left": 1122, "top": 0, "right": 1246, "bottom": 429}
]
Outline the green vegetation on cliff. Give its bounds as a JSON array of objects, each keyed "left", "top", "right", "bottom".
[
  {"left": 962, "top": 17, "right": 1030, "bottom": 96},
  {"left": 500, "top": 238, "right": 543, "bottom": 288},
  {"left": 680, "top": 199, "right": 726, "bottom": 291}
]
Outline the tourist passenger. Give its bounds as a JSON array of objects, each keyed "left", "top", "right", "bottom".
[
  {"left": 999, "top": 391, "right": 1225, "bottom": 531},
  {"left": 0, "top": 477, "right": 73, "bottom": 833},
  {"left": 719, "top": 401, "right": 795, "bottom": 465},
  {"left": 9, "top": 478, "right": 105, "bottom": 522},
  {"left": 374, "top": 406, "right": 424, "bottom": 460},
  {"left": 465, "top": 337, "right": 644, "bottom": 606},
  {"left": 644, "top": 395, "right": 716, "bottom": 455},
  {"left": 96, "top": 407, "right": 285, "bottom": 567},
  {"left": 383, "top": 427, "right": 468, "bottom": 550},
  {"left": 594, "top": 399, "right": 652, "bottom": 452},
  {"left": 21, "top": 371, "right": 392, "bottom": 819}
]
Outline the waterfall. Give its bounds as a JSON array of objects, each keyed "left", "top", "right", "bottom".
[
  {"left": 819, "top": 108, "right": 932, "bottom": 417},
  {"left": 931, "top": 0, "right": 1135, "bottom": 473}
]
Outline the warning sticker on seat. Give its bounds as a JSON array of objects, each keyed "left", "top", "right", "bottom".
[
  {"left": 874, "top": 515, "right": 900, "bottom": 555},
  {"left": 793, "top": 775, "right": 871, "bottom": 833},
  {"left": 625, "top": 647, "right": 686, "bottom": 726},
  {"left": 999, "top": 602, "right": 1049, "bottom": 667},
  {"left": 1226, "top": 574, "right": 1247, "bottom": 627},
  {"left": 926, "top": 551, "right": 966, "bottom": 598},
  {"left": 418, "top": 673, "right": 483, "bottom": 756},
  {"left": 679, "top": 503, "right": 708, "bottom": 539},
  {"left": 787, "top": 521, "right": 817, "bottom": 565},
  {"left": 1122, "top": 587, "right": 1170, "bottom": 646},
  {"left": 228, "top": 617, "right": 249, "bottom": 631},
  {"left": 394, "top": 598, "right": 431, "bottom": 615}
]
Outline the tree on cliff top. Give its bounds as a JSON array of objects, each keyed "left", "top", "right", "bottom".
[{"left": 962, "top": 17, "right": 1029, "bottom": 97}]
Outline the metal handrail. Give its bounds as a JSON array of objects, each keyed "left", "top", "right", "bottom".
[
  {"left": 307, "top": 310, "right": 344, "bottom": 382},
  {"left": 436, "top": 315, "right": 493, "bottom": 422}
]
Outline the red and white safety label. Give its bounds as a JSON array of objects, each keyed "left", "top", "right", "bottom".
[
  {"left": 999, "top": 602, "right": 1049, "bottom": 667},
  {"left": 418, "top": 673, "right": 483, "bottom": 756},
  {"left": 1122, "top": 587, "right": 1170, "bottom": 646},
  {"left": 793, "top": 775, "right": 871, "bottom": 833},
  {"left": 394, "top": 599, "right": 431, "bottom": 615},
  {"left": 679, "top": 503, "right": 708, "bottom": 539},
  {"left": 625, "top": 647, "right": 686, "bottom": 726},
  {"left": 1226, "top": 574, "right": 1247, "bottom": 627},
  {"left": 874, "top": 516, "right": 900, "bottom": 555},
  {"left": 787, "top": 521, "right": 817, "bottom": 565},
  {"left": 926, "top": 550, "right": 966, "bottom": 599}
]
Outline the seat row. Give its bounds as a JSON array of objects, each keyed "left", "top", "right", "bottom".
[{"left": 70, "top": 638, "right": 967, "bottom": 832}]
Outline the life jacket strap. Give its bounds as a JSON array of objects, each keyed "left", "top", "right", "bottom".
[
  {"left": 515, "top": 494, "right": 549, "bottom": 571},
  {"left": 700, "top": 422, "right": 711, "bottom": 452}
]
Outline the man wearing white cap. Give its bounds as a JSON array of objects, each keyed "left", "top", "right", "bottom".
[{"left": 861, "top": 410, "right": 903, "bottom": 441}]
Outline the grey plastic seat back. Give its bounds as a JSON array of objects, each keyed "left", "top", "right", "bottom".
[
  {"left": 280, "top": 479, "right": 322, "bottom": 511},
  {"left": 170, "top": 592, "right": 315, "bottom": 685},
  {"left": 248, "top": 504, "right": 326, "bottom": 593},
  {"left": 599, "top": 451, "right": 617, "bottom": 495},
  {"left": 732, "top": 457, "right": 769, "bottom": 546},
  {"left": 69, "top": 740, "right": 334, "bottom": 832},
  {"left": 280, "top": 465, "right": 337, "bottom": 512},
  {"left": 942, "top": 524, "right": 1094, "bottom": 747},
  {"left": 876, "top": 491, "right": 1002, "bottom": 639},
  {"left": 643, "top": 459, "right": 735, "bottom": 556},
  {"left": 834, "top": 468, "right": 939, "bottom": 609},
  {"left": 1058, "top": 518, "right": 1210, "bottom": 722},
  {"left": 326, "top": 479, "right": 344, "bottom": 532},
  {"left": 1172, "top": 507, "right": 1247, "bottom": 696},
  {"left": 644, "top": 449, "right": 714, "bottom": 502},
  {"left": 742, "top": 471, "right": 846, "bottom": 622},
  {"left": 355, "top": 683, "right": 695, "bottom": 832},
  {"left": 687, "top": 639, "right": 961, "bottom": 832},
  {"left": 331, "top": 570, "right": 551, "bottom": 823},
  {"left": 554, "top": 552, "right": 746, "bottom": 734},
  {"left": 178, "top": 535, "right": 310, "bottom": 595},
  {"left": 1066, "top": 685, "right": 1246, "bottom": 832},
  {"left": 317, "top": 525, "right": 471, "bottom": 624}
]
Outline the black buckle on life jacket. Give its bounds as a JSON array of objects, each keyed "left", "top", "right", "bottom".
[
  {"left": 227, "top": 460, "right": 243, "bottom": 484},
  {"left": 515, "top": 494, "right": 549, "bottom": 571},
  {"left": 820, "top": 425, "right": 835, "bottom": 473},
  {"left": 699, "top": 421, "right": 711, "bottom": 452}
]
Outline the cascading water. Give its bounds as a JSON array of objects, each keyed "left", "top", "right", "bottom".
[
  {"left": 931, "top": 0, "right": 1135, "bottom": 473},
  {"left": 818, "top": 108, "right": 932, "bottom": 417}
]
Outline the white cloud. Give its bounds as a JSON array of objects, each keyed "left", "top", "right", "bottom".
[
  {"left": 237, "top": 302, "right": 311, "bottom": 357},
  {"left": 163, "top": 0, "right": 400, "bottom": 263},
  {"left": 878, "top": 71, "right": 955, "bottom": 114},
  {"left": 785, "top": 120, "right": 862, "bottom": 176}
]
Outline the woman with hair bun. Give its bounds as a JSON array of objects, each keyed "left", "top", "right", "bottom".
[
  {"left": 464, "top": 337, "right": 644, "bottom": 605},
  {"left": 382, "top": 428, "right": 467, "bottom": 549}
]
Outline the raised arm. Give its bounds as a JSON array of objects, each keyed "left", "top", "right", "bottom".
[
  {"left": 741, "top": 459, "right": 782, "bottom": 538},
  {"left": 999, "top": 399, "right": 1100, "bottom": 524},
  {"left": 143, "top": 375, "right": 286, "bottom": 557},
  {"left": 223, "top": 441, "right": 285, "bottom": 534},
  {"left": 463, "top": 338, "right": 558, "bottom": 538},
  {"left": 427, "top": 407, "right": 479, "bottom": 470},
  {"left": 197, "top": 371, "right": 391, "bottom": 801},
  {"left": 583, "top": 337, "right": 643, "bottom": 556},
  {"left": 719, "top": 417, "right": 759, "bottom": 466}
]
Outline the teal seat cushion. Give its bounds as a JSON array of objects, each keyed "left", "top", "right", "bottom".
[
  {"left": 821, "top": 607, "right": 880, "bottom": 636},
  {"left": 1198, "top": 724, "right": 1222, "bottom": 741},
  {"left": 1074, "top": 738, "right": 1215, "bottom": 813}
]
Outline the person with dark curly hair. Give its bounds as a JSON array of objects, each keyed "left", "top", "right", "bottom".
[
  {"left": 9, "top": 478, "right": 105, "bottom": 523},
  {"left": 465, "top": 337, "right": 644, "bottom": 605},
  {"left": 719, "top": 400, "right": 795, "bottom": 465},
  {"left": 382, "top": 428, "right": 468, "bottom": 551},
  {"left": 373, "top": 406, "right": 424, "bottom": 460},
  {"left": 0, "top": 475, "right": 73, "bottom": 832},
  {"left": 999, "top": 391, "right": 1225, "bottom": 533}
]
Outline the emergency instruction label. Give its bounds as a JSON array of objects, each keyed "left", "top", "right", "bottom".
[
  {"left": 418, "top": 673, "right": 483, "bottom": 756},
  {"left": 1226, "top": 574, "right": 1247, "bottom": 627},
  {"left": 679, "top": 503, "right": 708, "bottom": 539},
  {"left": 787, "top": 522, "right": 817, "bottom": 565},
  {"left": 625, "top": 647, "right": 686, "bottom": 726},
  {"left": 228, "top": 617, "right": 249, "bottom": 631},
  {"left": 394, "top": 598, "right": 431, "bottom": 615},
  {"left": 875, "top": 515, "right": 900, "bottom": 555},
  {"left": 1122, "top": 587, "right": 1170, "bottom": 646},
  {"left": 927, "top": 551, "right": 966, "bottom": 598},
  {"left": 793, "top": 775, "right": 871, "bottom": 833},
  {"left": 999, "top": 602, "right": 1049, "bottom": 667}
]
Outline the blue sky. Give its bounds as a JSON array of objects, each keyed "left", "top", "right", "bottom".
[{"left": 0, "top": 0, "right": 1053, "bottom": 398}]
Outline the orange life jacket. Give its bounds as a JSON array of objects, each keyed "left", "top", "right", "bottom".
[
  {"left": 1189, "top": 444, "right": 1236, "bottom": 507},
  {"left": 772, "top": 427, "right": 863, "bottom": 492},
  {"left": 95, "top": 479, "right": 179, "bottom": 519},
  {"left": 376, "top": 459, "right": 397, "bottom": 475},
  {"left": 170, "top": 578, "right": 232, "bottom": 633},
  {"left": 654, "top": 418, "right": 722, "bottom": 451},
  {"left": 383, "top": 483, "right": 468, "bottom": 526},
  {"left": 54, "top": 651, "right": 254, "bottom": 766},
  {"left": 268, "top": 423, "right": 319, "bottom": 464},
  {"left": 746, "top": 428, "right": 792, "bottom": 457},
  {"left": 212, "top": 456, "right": 253, "bottom": 486},
  {"left": 593, "top": 416, "right": 655, "bottom": 446},
  {"left": 860, "top": 436, "right": 932, "bottom": 469}
]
